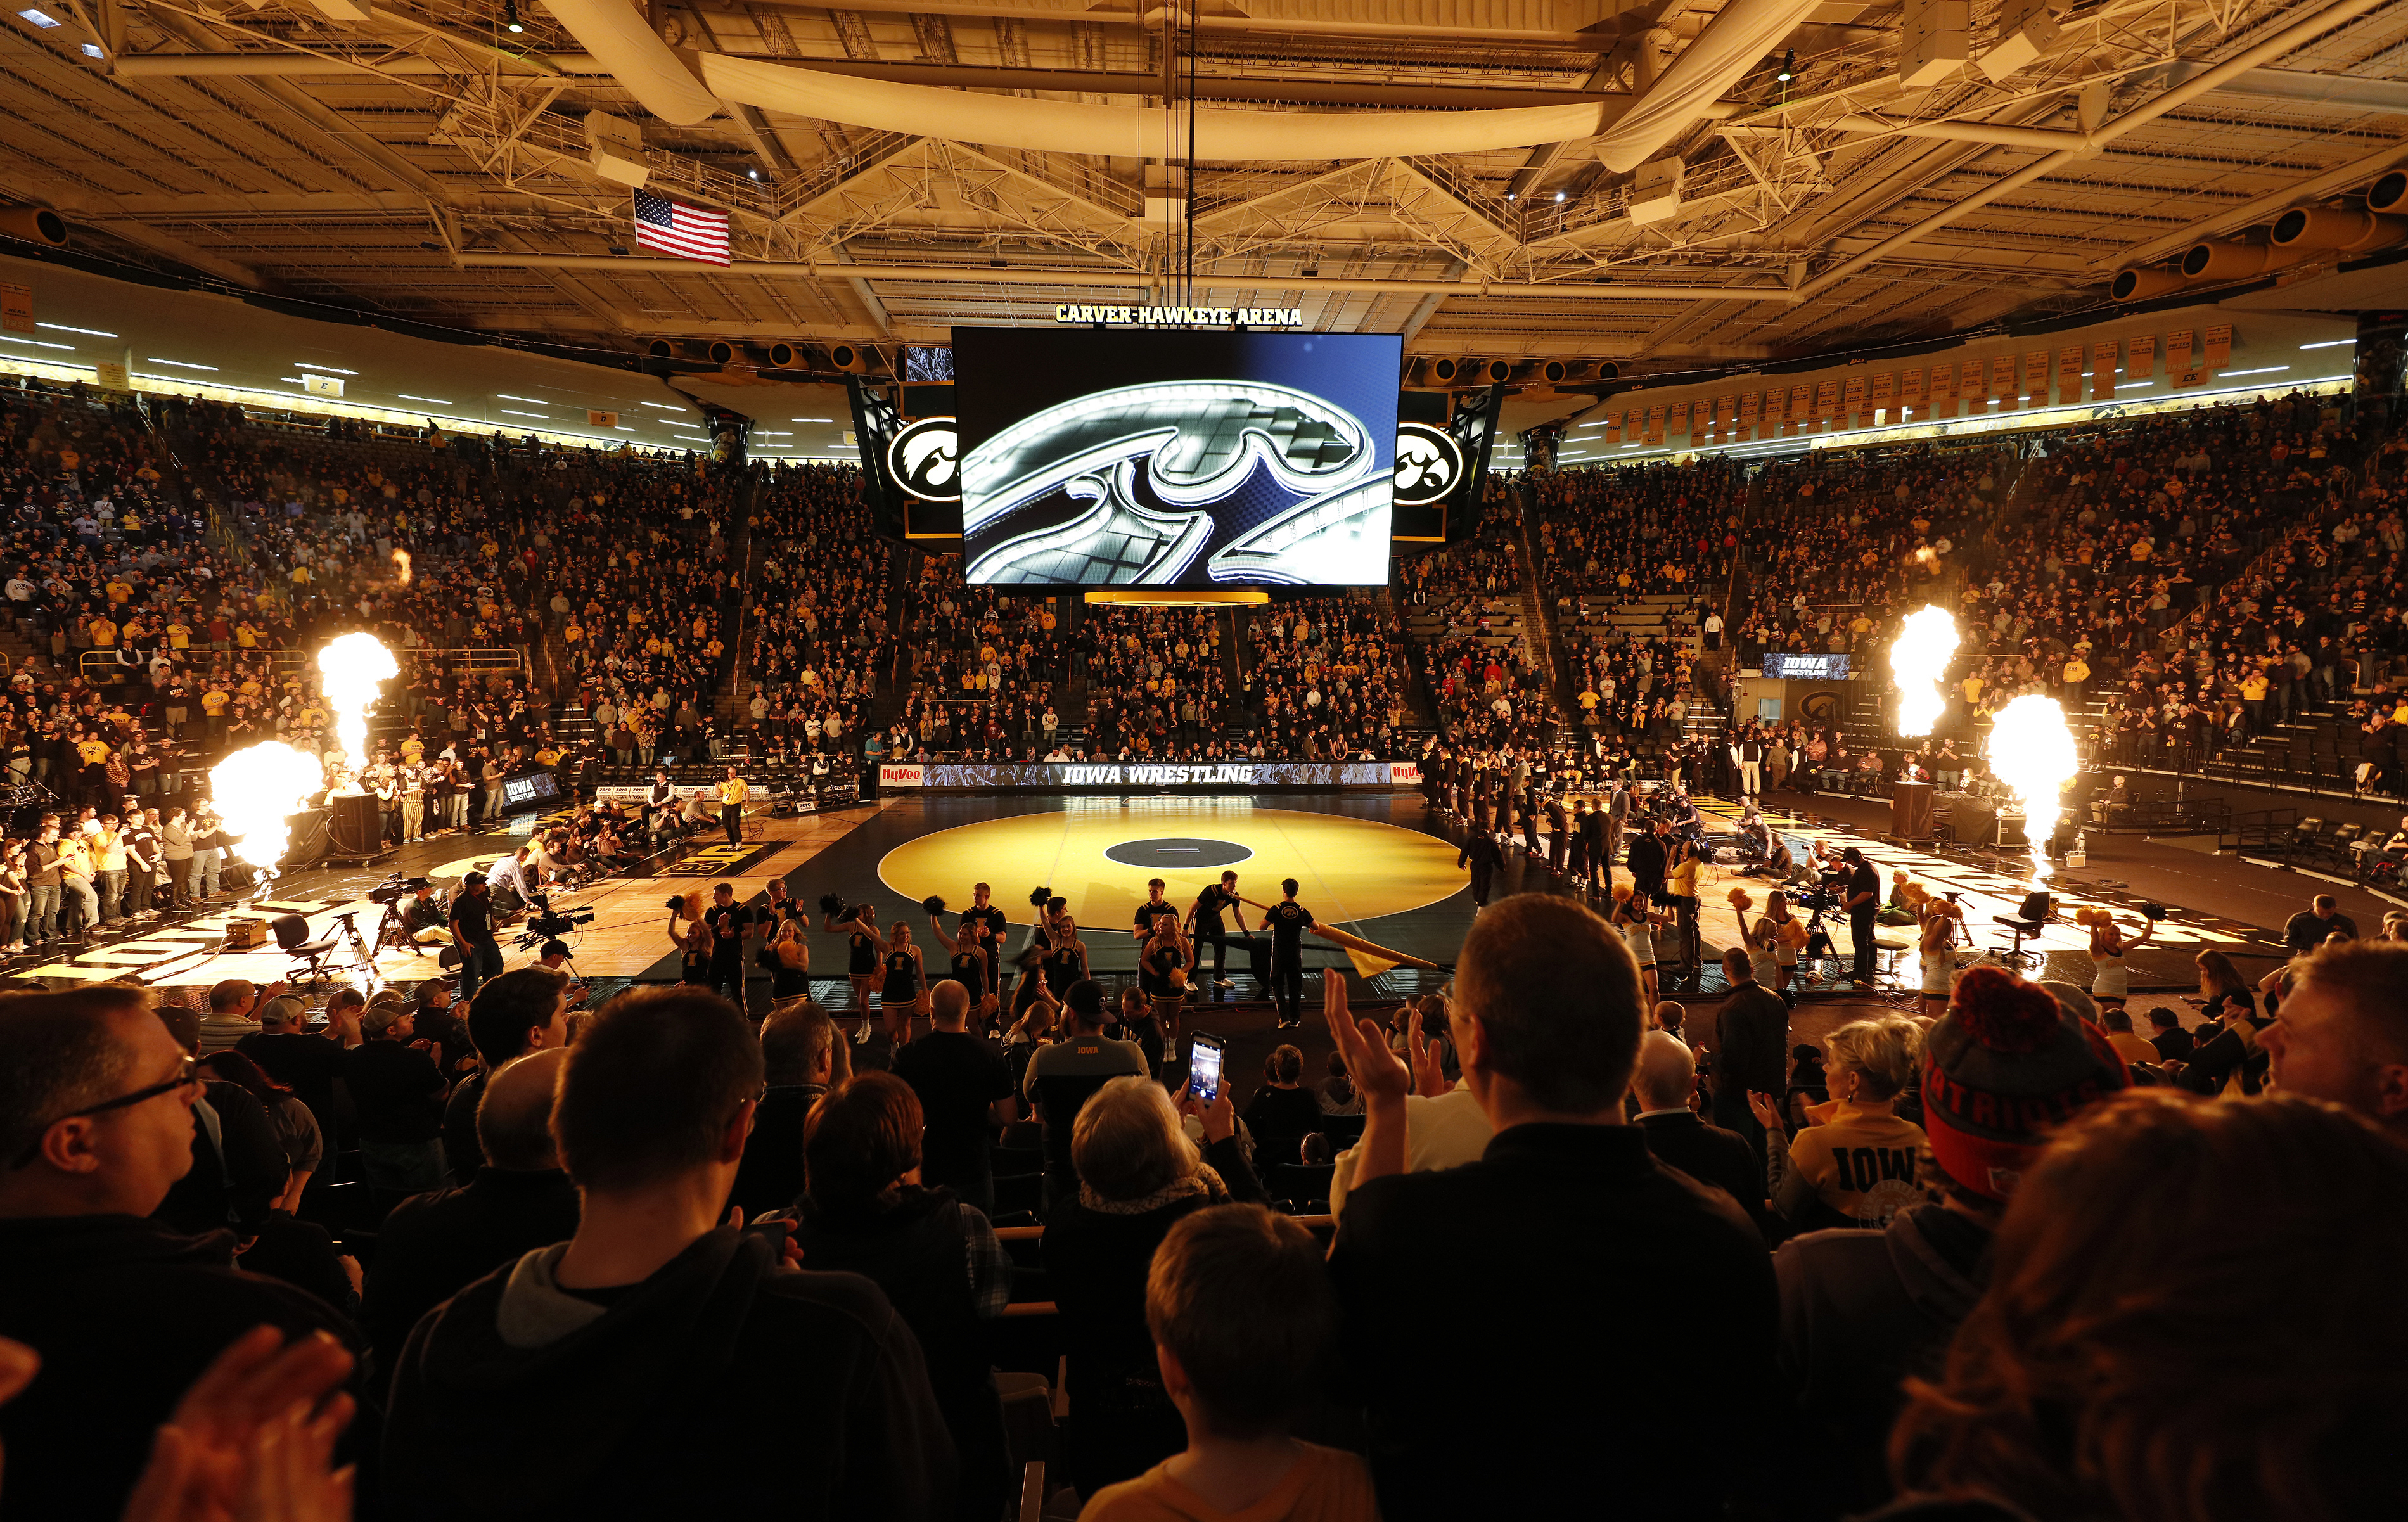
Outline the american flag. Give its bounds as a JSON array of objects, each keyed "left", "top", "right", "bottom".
[{"left": 632, "top": 190, "right": 729, "bottom": 265}]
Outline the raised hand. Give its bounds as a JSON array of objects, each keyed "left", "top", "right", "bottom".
[
  {"left": 1323, "top": 971, "right": 1407, "bottom": 1107},
  {"left": 1406, "top": 1013, "right": 1452, "bottom": 1097}
]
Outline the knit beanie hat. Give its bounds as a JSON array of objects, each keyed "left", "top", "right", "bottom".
[{"left": 1921, "top": 964, "right": 2132, "bottom": 1202}]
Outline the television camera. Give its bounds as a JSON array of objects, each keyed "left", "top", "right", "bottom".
[{"left": 513, "top": 895, "right": 597, "bottom": 951}]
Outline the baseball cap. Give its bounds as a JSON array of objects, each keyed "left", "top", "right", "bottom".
[
  {"left": 462, "top": 871, "right": 487, "bottom": 887},
  {"left": 257, "top": 995, "right": 305, "bottom": 1028},
  {"left": 361, "top": 991, "right": 412, "bottom": 1035}
]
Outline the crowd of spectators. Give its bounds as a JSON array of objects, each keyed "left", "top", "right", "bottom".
[
  {"left": 1238, "top": 597, "right": 1405, "bottom": 761},
  {"left": 1077, "top": 603, "right": 1231, "bottom": 760},
  {"left": 1399, "top": 515, "right": 1558, "bottom": 748},
  {"left": 1, "top": 893, "right": 2402, "bottom": 1522},
  {"left": 737, "top": 463, "right": 890, "bottom": 765},
  {"left": 1529, "top": 454, "right": 1738, "bottom": 610}
]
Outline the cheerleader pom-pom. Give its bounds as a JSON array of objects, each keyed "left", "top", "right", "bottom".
[
  {"left": 1726, "top": 887, "right": 1753, "bottom": 911},
  {"left": 817, "top": 892, "right": 847, "bottom": 917},
  {"left": 665, "top": 897, "right": 688, "bottom": 912},
  {"left": 2074, "top": 905, "right": 2110, "bottom": 928},
  {"left": 1900, "top": 880, "right": 1927, "bottom": 904},
  {"left": 922, "top": 895, "right": 947, "bottom": 917},
  {"left": 1029, "top": 885, "right": 1053, "bottom": 908},
  {"left": 1611, "top": 883, "right": 1634, "bottom": 902}
]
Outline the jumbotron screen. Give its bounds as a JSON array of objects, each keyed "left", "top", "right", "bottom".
[{"left": 955, "top": 328, "right": 1401, "bottom": 587}]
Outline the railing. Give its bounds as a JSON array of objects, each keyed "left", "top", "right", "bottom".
[
  {"left": 80, "top": 647, "right": 311, "bottom": 683},
  {"left": 2222, "top": 807, "right": 2302, "bottom": 855},
  {"left": 401, "top": 646, "right": 528, "bottom": 675},
  {"left": 2081, "top": 795, "right": 2230, "bottom": 836}
]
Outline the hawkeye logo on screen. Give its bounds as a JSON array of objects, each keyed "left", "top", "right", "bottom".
[
  {"left": 1063, "top": 764, "right": 1257, "bottom": 786},
  {"left": 1053, "top": 305, "right": 1305, "bottom": 328}
]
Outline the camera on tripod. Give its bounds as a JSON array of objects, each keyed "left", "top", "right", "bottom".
[
  {"left": 523, "top": 897, "right": 596, "bottom": 940},
  {"left": 366, "top": 873, "right": 430, "bottom": 906}
]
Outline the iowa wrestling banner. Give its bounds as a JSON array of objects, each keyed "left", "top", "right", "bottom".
[{"left": 880, "top": 761, "right": 1415, "bottom": 791}]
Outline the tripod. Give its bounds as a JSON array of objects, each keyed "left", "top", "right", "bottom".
[{"left": 327, "top": 912, "right": 380, "bottom": 978}]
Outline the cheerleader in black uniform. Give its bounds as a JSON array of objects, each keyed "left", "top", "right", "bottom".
[
  {"left": 881, "top": 920, "right": 927, "bottom": 1037},
  {"left": 667, "top": 893, "right": 712, "bottom": 986},
  {"left": 925, "top": 899, "right": 997, "bottom": 1030},
  {"left": 823, "top": 895, "right": 881, "bottom": 1037},
  {"left": 1138, "top": 910, "right": 1193, "bottom": 1039},
  {"left": 1042, "top": 925, "right": 1089, "bottom": 995}
]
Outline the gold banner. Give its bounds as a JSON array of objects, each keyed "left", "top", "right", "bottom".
[
  {"left": 2091, "top": 340, "right": 2118, "bottom": 402},
  {"left": 2125, "top": 333, "right": 2155, "bottom": 383}
]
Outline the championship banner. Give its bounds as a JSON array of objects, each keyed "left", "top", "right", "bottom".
[
  {"left": 1900, "top": 365, "right": 1926, "bottom": 418},
  {"left": 2057, "top": 347, "right": 2084, "bottom": 406},
  {"left": 1788, "top": 385, "right": 1810, "bottom": 433},
  {"left": 1739, "top": 390, "right": 1760, "bottom": 437},
  {"left": 2092, "top": 340, "right": 2118, "bottom": 400},
  {"left": 1841, "top": 374, "right": 1867, "bottom": 427},
  {"left": 1869, "top": 370, "right": 1895, "bottom": 421},
  {"left": 2125, "top": 334, "right": 2155, "bottom": 383},
  {"left": 895, "top": 761, "right": 1410, "bottom": 791},
  {"left": 1814, "top": 379, "right": 1838, "bottom": 428},
  {"left": 1959, "top": 359, "right": 1983, "bottom": 411},
  {"left": 2022, "top": 350, "right": 2051, "bottom": 406},
  {"left": 2204, "top": 323, "right": 2232, "bottom": 371},
  {"left": 1604, "top": 415, "right": 1620, "bottom": 444},
  {"left": 1988, "top": 354, "right": 2016, "bottom": 406},
  {"left": 1932, "top": 361, "right": 1959, "bottom": 418},
  {"left": 1665, "top": 399, "right": 1688, "bottom": 437},
  {"left": 0, "top": 283, "right": 30, "bottom": 335},
  {"left": 1646, "top": 402, "right": 1665, "bottom": 444},
  {"left": 2165, "top": 329, "right": 2196, "bottom": 386}
]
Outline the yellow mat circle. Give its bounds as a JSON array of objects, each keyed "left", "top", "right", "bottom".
[{"left": 875, "top": 804, "right": 1466, "bottom": 932}]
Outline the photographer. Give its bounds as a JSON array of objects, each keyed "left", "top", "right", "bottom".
[
  {"left": 1840, "top": 847, "right": 1880, "bottom": 988},
  {"left": 400, "top": 881, "right": 451, "bottom": 949}
]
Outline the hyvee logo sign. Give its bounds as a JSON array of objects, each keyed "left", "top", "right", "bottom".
[{"left": 879, "top": 764, "right": 926, "bottom": 788}]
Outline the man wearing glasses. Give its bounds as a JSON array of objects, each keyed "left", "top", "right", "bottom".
[{"left": 0, "top": 984, "right": 360, "bottom": 1521}]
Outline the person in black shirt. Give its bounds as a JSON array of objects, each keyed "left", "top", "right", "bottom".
[
  {"left": 449, "top": 870, "right": 504, "bottom": 1003},
  {"left": 959, "top": 881, "right": 1010, "bottom": 997},
  {"left": 347, "top": 999, "right": 449, "bottom": 1198},
  {"left": 703, "top": 881, "right": 753, "bottom": 1013},
  {"left": 1240, "top": 1042, "right": 1324, "bottom": 1168},
  {"left": 2148, "top": 1005, "right": 2196, "bottom": 1063},
  {"left": 1185, "top": 870, "right": 1246, "bottom": 992},
  {"left": 1132, "top": 878, "right": 1174, "bottom": 941},
  {"left": 927, "top": 910, "right": 995, "bottom": 1026},
  {"left": 1457, "top": 832, "right": 1503, "bottom": 911},
  {"left": 1259, "top": 878, "right": 1316, "bottom": 1030},
  {"left": 1843, "top": 847, "right": 1881, "bottom": 987},
  {"left": 892, "top": 982, "right": 1016, "bottom": 1213}
]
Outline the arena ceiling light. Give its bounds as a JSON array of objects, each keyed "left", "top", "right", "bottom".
[
  {"left": 37, "top": 322, "right": 114, "bottom": 336},
  {"left": 2299, "top": 339, "right": 2355, "bottom": 349},
  {"left": 495, "top": 392, "right": 548, "bottom": 403},
  {"left": 15, "top": 9, "right": 60, "bottom": 27},
  {"left": 0, "top": 334, "right": 73, "bottom": 350},
  {"left": 295, "top": 362, "right": 358, "bottom": 375},
  {"left": 79, "top": 41, "right": 98, "bottom": 56},
  {"left": 501, "top": 408, "right": 546, "bottom": 417},
  {"left": 791, "top": 416, "right": 832, "bottom": 422},
  {"left": 640, "top": 401, "right": 684, "bottom": 411},
  {"left": 2221, "top": 365, "right": 2290, "bottom": 376},
  {"left": 397, "top": 393, "right": 452, "bottom": 404},
  {"left": 150, "top": 358, "right": 217, "bottom": 370}
]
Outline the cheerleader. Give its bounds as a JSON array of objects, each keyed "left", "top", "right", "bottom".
[
  {"left": 2079, "top": 905, "right": 2153, "bottom": 1012},
  {"left": 666, "top": 893, "right": 712, "bottom": 986},
  {"left": 821, "top": 894, "right": 883, "bottom": 1040},
  {"left": 1608, "top": 884, "right": 1673, "bottom": 1005},
  {"left": 881, "top": 919, "right": 928, "bottom": 1036},
  {"left": 925, "top": 895, "right": 999, "bottom": 1030},
  {"left": 1913, "top": 886, "right": 1964, "bottom": 1019}
]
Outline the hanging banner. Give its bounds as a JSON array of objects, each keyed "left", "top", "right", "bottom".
[
  {"left": 2056, "top": 347, "right": 2084, "bottom": 406},
  {"left": 2021, "top": 351, "right": 2049, "bottom": 407},
  {"left": 1604, "top": 415, "right": 1620, "bottom": 444},
  {"left": 1665, "top": 399, "right": 1689, "bottom": 437},
  {"left": 1788, "top": 385, "right": 1811, "bottom": 434},
  {"left": 2203, "top": 323, "right": 2232, "bottom": 371},
  {"left": 1841, "top": 374, "right": 1867, "bottom": 426},
  {"left": 1960, "top": 359, "right": 1985, "bottom": 411},
  {"left": 587, "top": 409, "right": 620, "bottom": 428},
  {"left": 94, "top": 361, "right": 131, "bottom": 392},
  {"left": 2125, "top": 334, "right": 2155, "bottom": 383},
  {"left": 2165, "top": 329, "right": 2196, "bottom": 385},
  {"left": 0, "top": 283, "right": 30, "bottom": 335},
  {"left": 1870, "top": 371, "right": 1897, "bottom": 422},
  {"left": 1929, "top": 361, "right": 1957, "bottom": 418},
  {"left": 1645, "top": 402, "right": 1665, "bottom": 444},
  {"left": 1814, "top": 379, "right": 1839, "bottom": 428},
  {"left": 1717, "top": 394, "right": 1737, "bottom": 435},
  {"left": 1625, "top": 407, "right": 1643, "bottom": 440},
  {"left": 1989, "top": 354, "right": 2017, "bottom": 407},
  {"left": 1738, "top": 389, "right": 1760, "bottom": 437},
  {"left": 2091, "top": 340, "right": 2118, "bottom": 401}
]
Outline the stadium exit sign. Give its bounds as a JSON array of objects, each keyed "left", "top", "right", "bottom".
[{"left": 1053, "top": 305, "right": 1306, "bottom": 328}]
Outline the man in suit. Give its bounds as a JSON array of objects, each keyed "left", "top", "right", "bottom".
[
  {"left": 1632, "top": 1031, "right": 1764, "bottom": 1238},
  {"left": 1544, "top": 793, "right": 1570, "bottom": 876},
  {"left": 1579, "top": 797, "right": 1610, "bottom": 893},
  {"left": 1458, "top": 829, "right": 1504, "bottom": 913},
  {"left": 1627, "top": 816, "right": 1670, "bottom": 906}
]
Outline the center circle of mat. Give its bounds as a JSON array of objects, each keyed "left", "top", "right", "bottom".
[
  {"left": 876, "top": 805, "right": 1467, "bottom": 930},
  {"left": 1103, "top": 837, "right": 1254, "bottom": 870}
]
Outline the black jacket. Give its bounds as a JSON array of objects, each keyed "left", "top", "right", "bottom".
[
  {"left": 362, "top": 1167, "right": 582, "bottom": 1378},
  {"left": 0, "top": 1214, "right": 361, "bottom": 1522},
  {"left": 1774, "top": 1204, "right": 1993, "bottom": 1519},
  {"left": 1329, "top": 1123, "right": 1780, "bottom": 1521},
  {"left": 385, "top": 1226, "right": 954, "bottom": 1521},
  {"left": 1637, "top": 1110, "right": 1765, "bottom": 1237},
  {"left": 730, "top": 1084, "right": 825, "bottom": 1219}
]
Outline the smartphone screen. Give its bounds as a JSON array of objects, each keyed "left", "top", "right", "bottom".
[{"left": 1189, "top": 1033, "right": 1225, "bottom": 1104}]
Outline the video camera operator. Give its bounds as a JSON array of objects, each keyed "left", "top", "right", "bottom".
[{"left": 399, "top": 880, "right": 450, "bottom": 949}]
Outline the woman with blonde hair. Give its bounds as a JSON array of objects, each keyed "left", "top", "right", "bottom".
[
  {"left": 2077, "top": 904, "right": 2153, "bottom": 1010},
  {"left": 1752, "top": 1014, "right": 1928, "bottom": 1235},
  {"left": 1883, "top": 1091, "right": 2408, "bottom": 1522},
  {"left": 1041, "top": 1075, "right": 1266, "bottom": 1496},
  {"left": 1916, "top": 888, "right": 1964, "bottom": 1020},
  {"left": 1731, "top": 886, "right": 1803, "bottom": 999},
  {"left": 1609, "top": 883, "right": 1672, "bottom": 1004},
  {"left": 665, "top": 892, "right": 711, "bottom": 986}
]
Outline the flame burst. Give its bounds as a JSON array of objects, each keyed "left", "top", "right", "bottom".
[
  {"left": 1888, "top": 604, "right": 1961, "bottom": 738},
  {"left": 209, "top": 742, "right": 326, "bottom": 871},
  {"left": 391, "top": 548, "right": 412, "bottom": 587},
  {"left": 317, "top": 632, "right": 398, "bottom": 776},
  {"left": 1987, "top": 694, "right": 2080, "bottom": 881}
]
